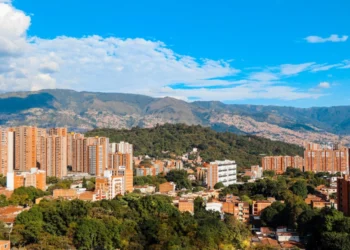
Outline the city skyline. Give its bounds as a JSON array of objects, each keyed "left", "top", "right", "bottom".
[{"left": 0, "top": 0, "right": 349, "bottom": 107}]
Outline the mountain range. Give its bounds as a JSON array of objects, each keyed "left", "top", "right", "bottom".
[{"left": 0, "top": 89, "right": 350, "bottom": 146}]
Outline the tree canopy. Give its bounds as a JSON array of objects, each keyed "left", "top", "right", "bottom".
[{"left": 85, "top": 124, "right": 303, "bottom": 168}]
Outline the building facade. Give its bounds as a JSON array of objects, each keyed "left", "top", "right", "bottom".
[
  {"left": 207, "top": 160, "right": 237, "bottom": 188},
  {"left": 337, "top": 175, "right": 350, "bottom": 216},
  {"left": 262, "top": 156, "right": 304, "bottom": 174}
]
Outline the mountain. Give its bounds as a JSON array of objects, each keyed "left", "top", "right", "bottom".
[{"left": 0, "top": 89, "right": 349, "bottom": 145}]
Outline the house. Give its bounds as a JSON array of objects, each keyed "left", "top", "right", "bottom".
[
  {"left": 253, "top": 200, "right": 272, "bottom": 215},
  {"left": 0, "top": 241, "right": 10, "bottom": 250},
  {"left": 205, "top": 201, "right": 222, "bottom": 213},
  {"left": 159, "top": 182, "right": 176, "bottom": 193},
  {"left": 277, "top": 232, "right": 300, "bottom": 242},
  {"left": 0, "top": 206, "right": 27, "bottom": 229},
  {"left": 178, "top": 199, "right": 194, "bottom": 214}
]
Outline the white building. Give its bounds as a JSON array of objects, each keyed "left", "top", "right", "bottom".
[
  {"left": 207, "top": 160, "right": 237, "bottom": 188},
  {"left": 205, "top": 202, "right": 223, "bottom": 213}
]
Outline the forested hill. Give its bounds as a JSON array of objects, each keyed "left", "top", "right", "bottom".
[{"left": 85, "top": 124, "right": 304, "bottom": 168}]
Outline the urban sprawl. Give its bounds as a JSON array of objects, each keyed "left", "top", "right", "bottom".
[{"left": 0, "top": 126, "right": 350, "bottom": 249}]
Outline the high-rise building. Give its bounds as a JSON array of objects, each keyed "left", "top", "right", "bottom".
[
  {"left": 337, "top": 175, "right": 350, "bottom": 216},
  {"left": 0, "top": 129, "right": 14, "bottom": 176},
  {"left": 111, "top": 141, "right": 133, "bottom": 170},
  {"left": 304, "top": 146, "right": 349, "bottom": 173},
  {"left": 206, "top": 160, "right": 237, "bottom": 188},
  {"left": 45, "top": 136, "right": 67, "bottom": 178},
  {"left": 95, "top": 170, "right": 124, "bottom": 199},
  {"left": 262, "top": 155, "right": 304, "bottom": 174},
  {"left": 48, "top": 127, "right": 67, "bottom": 137},
  {"left": 36, "top": 128, "right": 47, "bottom": 170},
  {"left": 14, "top": 126, "right": 37, "bottom": 171}
]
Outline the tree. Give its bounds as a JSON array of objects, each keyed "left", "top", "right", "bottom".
[
  {"left": 0, "top": 195, "right": 8, "bottom": 207},
  {"left": 165, "top": 170, "right": 192, "bottom": 190},
  {"left": 0, "top": 175, "right": 6, "bottom": 187},
  {"left": 82, "top": 177, "right": 87, "bottom": 189},
  {"left": 263, "top": 170, "right": 275, "bottom": 177},
  {"left": 214, "top": 182, "right": 225, "bottom": 189},
  {"left": 290, "top": 180, "right": 308, "bottom": 198}
]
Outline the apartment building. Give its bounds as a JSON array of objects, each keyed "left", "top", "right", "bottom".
[
  {"left": 253, "top": 200, "right": 272, "bottom": 216},
  {"left": 95, "top": 170, "right": 125, "bottom": 199},
  {"left": 7, "top": 168, "right": 46, "bottom": 191},
  {"left": 110, "top": 141, "right": 133, "bottom": 169},
  {"left": 222, "top": 200, "right": 250, "bottom": 222},
  {"left": 0, "top": 129, "right": 14, "bottom": 176},
  {"left": 45, "top": 136, "right": 67, "bottom": 178},
  {"left": 337, "top": 175, "right": 350, "bottom": 216},
  {"left": 262, "top": 156, "right": 304, "bottom": 174},
  {"left": 135, "top": 165, "right": 159, "bottom": 177},
  {"left": 304, "top": 145, "right": 349, "bottom": 173},
  {"left": 14, "top": 126, "right": 37, "bottom": 171},
  {"left": 108, "top": 152, "right": 132, "bottom": 172},
  {"left": 206, "top": 160, "right": 237, "bottom": 188}
]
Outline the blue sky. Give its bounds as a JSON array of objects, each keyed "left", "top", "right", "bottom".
[{"left": 0, "top": 0, "right": 350, "bottom": 107}]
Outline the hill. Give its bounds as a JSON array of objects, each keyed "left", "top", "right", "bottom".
[
  {"left": 85, "top": 123, "right": 304, "bottom": 168},
  {"left": 0, "top": 89, "right": 350, "bottom": 145}
]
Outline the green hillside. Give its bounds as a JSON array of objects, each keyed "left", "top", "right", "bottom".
[{"left": 85, "top": 123, "right": 304, "bottom": 169}]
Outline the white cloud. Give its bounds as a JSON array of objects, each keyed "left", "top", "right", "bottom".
[
  {"left": 280, "top": 63, "right": 315, "bottom": 75},
  {"left": 339, "top": 60, "right": 350, "bottom": 69},
  {"left": 0, "top": 1, "right": 329, "bottom": 102},
  {"left": 0, "top": 2, "right": 30, "bottom": 57},
  {"left": 311, "top": 63, "right": 343, "bottom": 72},
  {"left": 249, "top": 72, "right": 279, "bottom": 81},
  {"left": 317, "top": 82, "right": 331, "bottom": 89},
  {"left": 305, "top": 34, "right": 348, "bottom": 43}
]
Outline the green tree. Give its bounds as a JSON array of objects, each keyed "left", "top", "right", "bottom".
[
  {"left": 214, "top": 182, "right": 225, "bottom": 189},
  {"left": 290, "top": 180, "right": 308, "bottom": 198},
  {"left": 263, "top": 170, "right": 275, "bottom": 177},
  {"left": 165, "top": 170, "right": 192, "bottom": 190}
]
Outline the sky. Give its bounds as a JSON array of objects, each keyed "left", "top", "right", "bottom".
[{"left": 0, "top": 0, "right": 350, "bottom": 107}]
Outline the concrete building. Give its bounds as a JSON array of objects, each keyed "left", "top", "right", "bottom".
[
  {"left": 337, "top": 175, "right": 350, "bottom": 216},
  {"left": 0, "top": 129, "right": 14, "bottom": 176},
  {"left": 178, "top": 199, "right": 194, "bottom": 213},
  {"left": 45, "top": 136, "right": 67, "bottom": 178},
  {"left": 0, "top": 240, "right": 10, "bottom": 250},
  {"left": 95, "top": 170, "right": 125, "bottom": 199},
  {"left": 253, "top": 200, "right": 272, "bottom": 216},
  {"left": 159, "top": 182, "right": 176, "bottom": 193},
  {"left": 262, "top": 156, "right": 303, "bottom": 174},
  {"left": 222, "top": 201, "right": 250, "bottom": 223},
  {"left": 205, "top": 202, "right": 223, "bottom": 213},
  {"left": 7, "top": 168, "right": 46, "bottom": 191},
  {"left": 206, "top": 160, "right": 237, "bottom": 188},
  {"left": 304, "top": 145, "right": 349, "bottom": 173},
  {"left": 14, "top": 126, "right": 37, "bottom": 171}
]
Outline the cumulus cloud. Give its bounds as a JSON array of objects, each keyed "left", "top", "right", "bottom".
[
  {"left": 0, "top": 1, "right": 333, "bottom": 102},
  {"left": 305, "top": 34, "right": 348, "bottom": 43},
  {"left": 0, "top": 2, "right": 30, "bottom": 56}
]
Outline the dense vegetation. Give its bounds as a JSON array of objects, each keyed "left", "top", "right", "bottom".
[
  {"left": 86, "top": 124, "right": 303, "bottom": 168},
  {"left": 220, "top": 168, "right": 346, "bottom": 249},
  {"left": 9, "top": 194, "right": 250, "bottom": 250}
]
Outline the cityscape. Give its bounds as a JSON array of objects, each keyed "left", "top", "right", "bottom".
[
  {"left": 0, "top": 125, "right": 349, "bottom": 249},
  {"left": 1, "top": 0, "right": 350, "bottom": 249}
]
